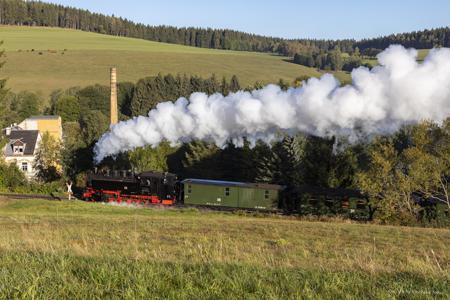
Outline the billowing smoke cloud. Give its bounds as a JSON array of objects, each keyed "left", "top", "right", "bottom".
[{"left": 94, "top": 45, "right": 450, "bottom": 163}]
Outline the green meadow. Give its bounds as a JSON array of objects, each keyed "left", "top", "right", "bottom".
[
  {"left": 0, "top": 198, "right": 448, "bottom": 299},
  {"left": 0, "top": 26, "right": 327, "bottom": 96}
]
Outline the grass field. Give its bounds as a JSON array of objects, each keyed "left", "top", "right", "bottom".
[
  {"left": 0, "top": 26, "right": 331, "bottom": 97},
  {"left": 362, "top": 49, "right": 430, "bottom": 67},
  {"left": 0, "top": 198, "right": 448, "bottom": 299}
]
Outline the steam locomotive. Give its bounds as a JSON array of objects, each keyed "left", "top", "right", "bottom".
[
  {"left": 83, "top": 170, "right": 178, "bottom": 205},
  {"left": 82, "top": 169, "right": 283, "bottom": 210}
]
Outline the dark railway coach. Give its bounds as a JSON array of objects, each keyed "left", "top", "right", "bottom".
[{"left": 182, "top": 179, "right": 282, "bottom": 210}]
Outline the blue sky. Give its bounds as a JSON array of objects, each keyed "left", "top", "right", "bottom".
[{"left": 48, "top": 0, "right": 450, "bottom": 40}]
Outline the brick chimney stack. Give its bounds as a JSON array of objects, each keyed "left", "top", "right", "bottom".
[{"left": 110, "top": 67, "right": 118, "bottom": 125}]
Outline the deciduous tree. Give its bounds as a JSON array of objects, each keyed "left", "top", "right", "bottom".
[
  {"left": 34, "top": 132, "right": 62, "bottom": 182},
  {"left": 128, "top": 142, "right": 177, "bottom": 172}
]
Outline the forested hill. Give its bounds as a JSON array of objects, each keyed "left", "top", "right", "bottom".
[
  {"left": 0, "top": 0, "right": 353, "bottom": 55},
  {"left": 1, "top": 0, "right": 450, "bottom": 56},
  {"left": 355, "top": 28, "right": 450, "bottom": 50}
]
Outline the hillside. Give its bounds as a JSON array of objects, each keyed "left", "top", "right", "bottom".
[
  {"left": 1, "top": 0, "right": 448, "bottom": 56},
  {"left": 0, "top": 26, "right": 332, "bottom": 97},
  {"left": 0, "top": 0, "right": 354, "bottom": 55},
  {"left": 0, "top": 198, "right": 448, "bottom": 298}
]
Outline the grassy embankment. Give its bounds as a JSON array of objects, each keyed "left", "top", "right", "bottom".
[
  {"left": 0, "top": 198, "right": 448, "bottom": 299},
  {"left": 0, "top": 26, "right": 337, "bottom": 98}
]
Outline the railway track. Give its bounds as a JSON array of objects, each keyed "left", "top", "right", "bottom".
[{"left": 0, "top": 193, "right": 63, "bottom": 201}]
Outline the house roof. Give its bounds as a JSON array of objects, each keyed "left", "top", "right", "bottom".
[
  {"left": 4, "top": 130, "right": 39, "bottom": 156},
  {"left": 28, "top": 115, "right": 60, "bottom": 120},
  {"left": 182, "top": 178, "right": 283, "bottom": 190}
]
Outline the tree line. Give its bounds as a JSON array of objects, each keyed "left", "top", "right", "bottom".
[
  {"left": 293, "top": 48, "right": 372, "bottom": 71},
  {"left": 355, "top": 27, "right": 450, "bottom": 51}
]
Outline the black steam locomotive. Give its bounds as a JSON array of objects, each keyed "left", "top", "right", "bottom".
[{"left": 83, "top": 170, "right": 178, "bottom": 205}]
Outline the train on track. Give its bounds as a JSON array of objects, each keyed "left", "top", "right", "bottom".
[
  {"left": 83, "top": 169, "right": 283, "bottom": 210},
  {"left": 82, "top": 169, "right": 371, "bottom": 217}
]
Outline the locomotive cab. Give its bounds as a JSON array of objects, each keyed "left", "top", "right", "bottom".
[{"left": 137, "top": 171, "right": 177, "bottom": 200}]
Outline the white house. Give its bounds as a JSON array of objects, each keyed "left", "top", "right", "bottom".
[{"left": 2, "top": 130, "right": 41, "bottom": 179}]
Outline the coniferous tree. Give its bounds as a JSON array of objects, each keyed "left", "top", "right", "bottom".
[
  {"left": 130, "top": 74, "right": 241, "bottom": 116},
  {"left": 182, "top": 141, "right": 221, "bottom": 179},
  {"left": 79, "top": 110, "right": 109, "bottom": 145},
  {"left": 219, "top": 141, "right": 255, "bottom": 182},
  {"left": 0, "top": 40, "right": 9, "bottom": 128},
  {"left": 230, "top": 75, "right": 241, "bottom": 92},
  {"left": 221, "top": 76, "right": 230, "bottom": 95},
  {"left": 278, "top": 79, "right": 289, "bottom": 90},
  {"left": 16, "top": 91, "right": 42, "bottom": 120},
  {"left": 53, "top": 95, "right": 81, "bottom": 122},
  {"left": 0, "top": 41, "right": 6, "bottom": 102},
  {"left": 255, "top": 142, "right": 282, "bottom": 183},
  {"left": 255, "top": 135, "right": 306, "bottom": 187}
]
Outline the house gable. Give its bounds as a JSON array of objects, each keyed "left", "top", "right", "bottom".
[{"left": 4, "top": 130, "right": 40, "bottom": 157}]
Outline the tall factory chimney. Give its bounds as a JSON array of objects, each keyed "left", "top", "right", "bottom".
[{"left": 110, "top": 67, "right": 118, "bottom": 125}]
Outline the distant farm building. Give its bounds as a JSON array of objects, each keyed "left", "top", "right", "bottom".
[
  {"left": 2, "top": 130, "right": 41, "bottom": 179},
  {"left": 2, "top": 115, "right": 62, "bottom": 179}
]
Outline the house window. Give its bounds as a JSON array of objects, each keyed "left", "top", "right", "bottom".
[
  {"left": 225, "top": 187, "right": 230, "bottom": 196},
  {"left": 13, "top": 146, "right": 24, "bottom": 154},
  {"left": 264, "top": 190, "right": 269, "bottom": 199},
  {"left": 21, "top": 162, "right": 28, "bottom": 172},
  {"left": 188, "top": 185, "right": 192, "bottom": 193}
]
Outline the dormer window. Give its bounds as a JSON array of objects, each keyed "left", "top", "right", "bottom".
[
  {"left": 11, "top": 139, "right": 26, "bottom": 155},
  {"left": 14, "top": 145, "right": 24, "bottom": 154}
]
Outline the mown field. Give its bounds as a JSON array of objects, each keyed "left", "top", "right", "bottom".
[
  {"left": 0, "top": 198, "right": 448, "bottom": 299},
  {"left": 0, "top": 26, "right": 336, "bottom": 97}
]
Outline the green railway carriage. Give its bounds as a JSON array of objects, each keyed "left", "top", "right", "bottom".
[{"left": 182, "top": 179, "right": 282, "bottom": 210}]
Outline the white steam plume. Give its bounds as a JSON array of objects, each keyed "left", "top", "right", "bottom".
[{"left": 94, "top": 45, "right": 450, "bottom": 163}]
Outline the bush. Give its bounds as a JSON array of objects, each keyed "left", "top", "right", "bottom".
[
  {"left": 342, "top": 57, "right": 363, "bottom": 72},
  {"left": 75, "top": 172, "right": 87, "bottom": 188},
  {"left": 0, "top": 162, "right": 27, "bottom": 191},
  {"left": 0, "top": 162, "right": 63, "bottom": 194}
]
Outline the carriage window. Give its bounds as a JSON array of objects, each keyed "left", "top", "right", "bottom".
[
  {"left": 225, "top": 187, "right": 230, "bottom": 196},
  {"left": 264, "top": 190, "right": 269, "bottom": 199}
]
